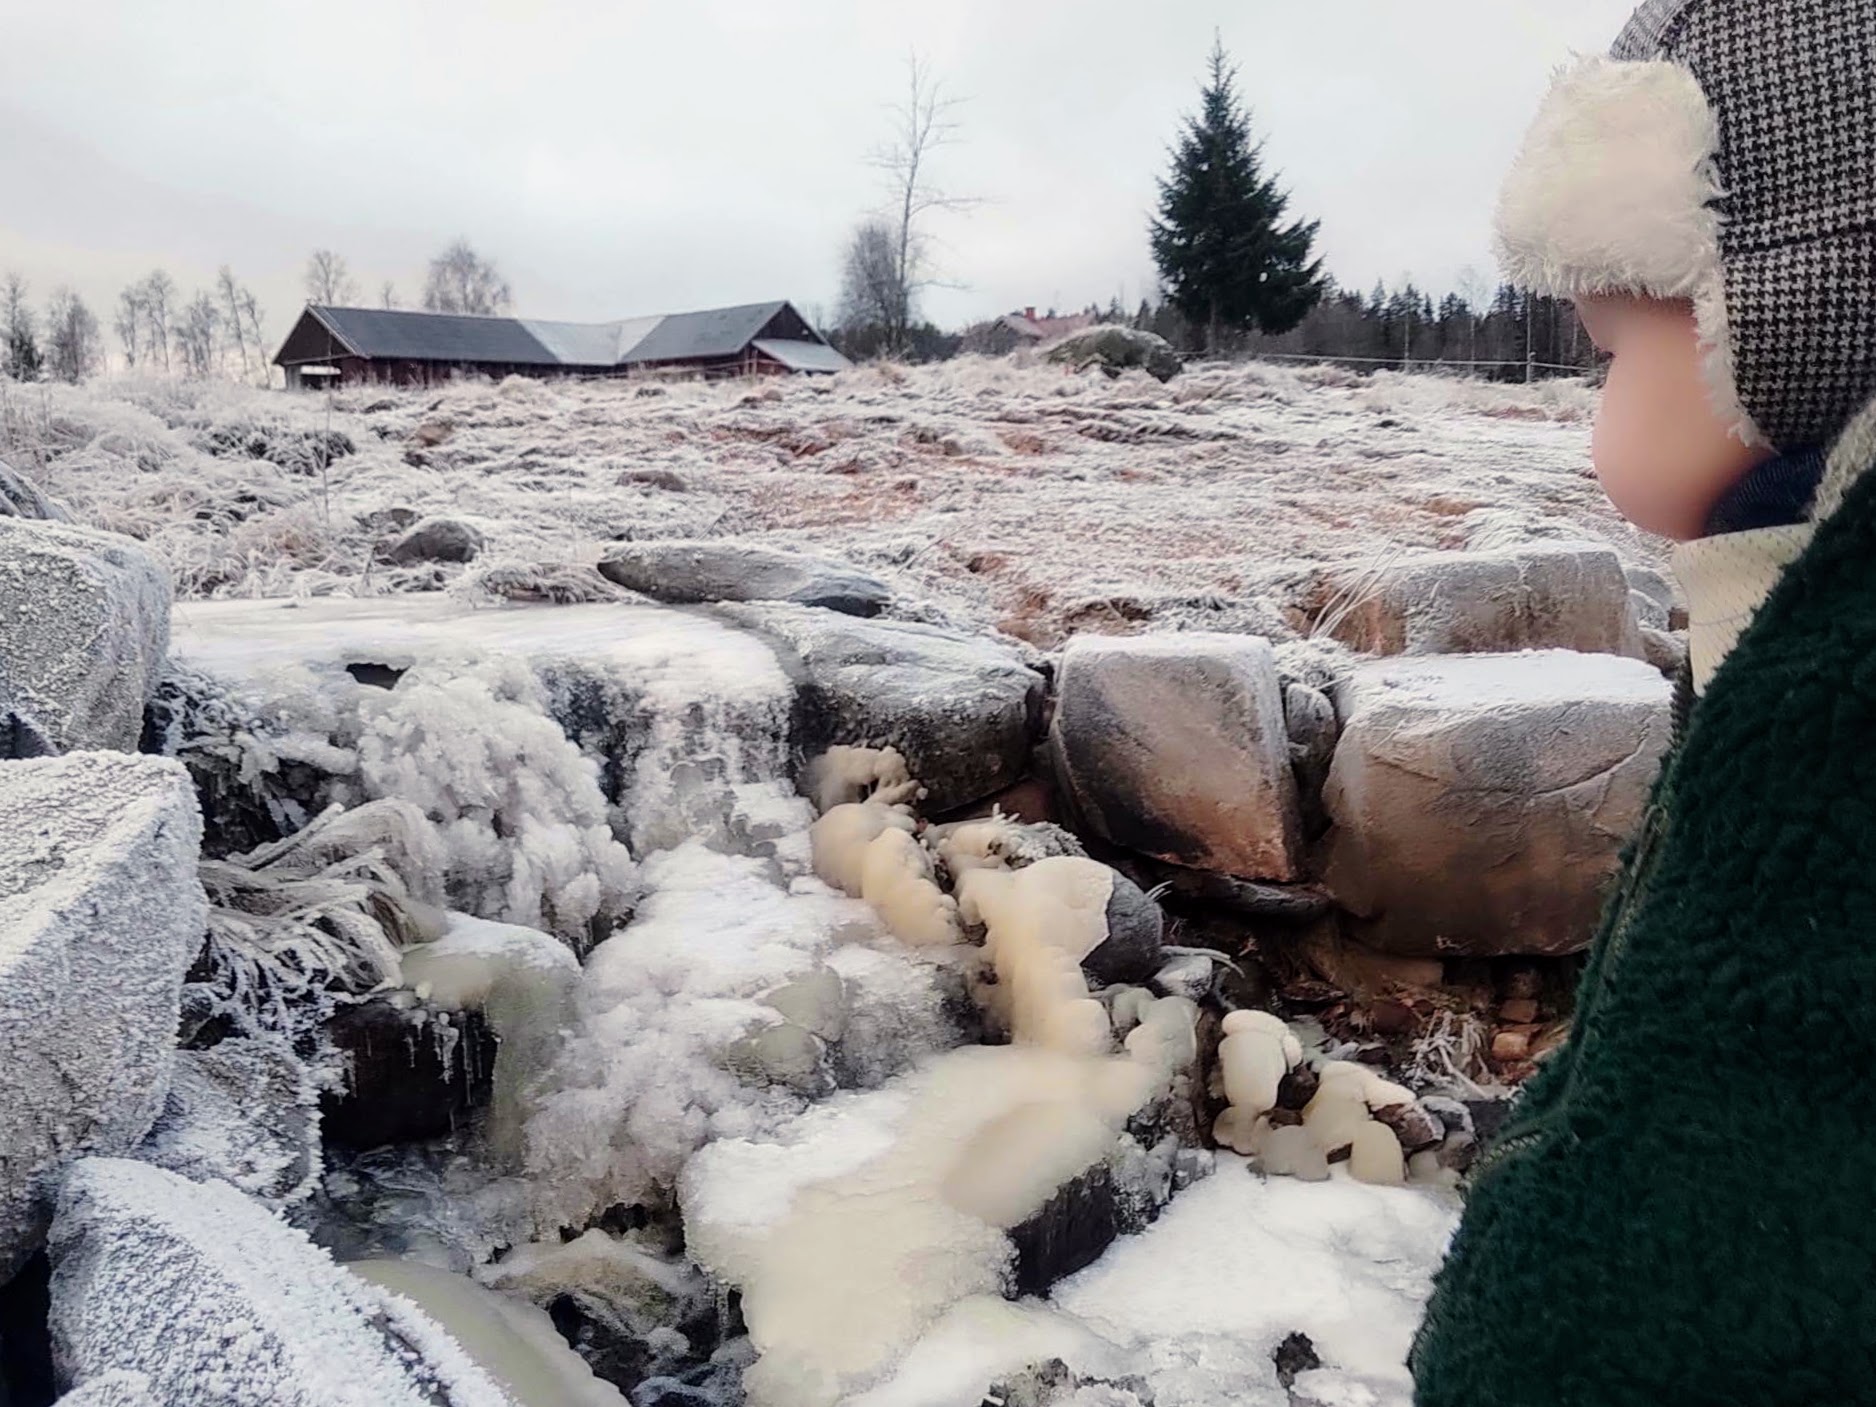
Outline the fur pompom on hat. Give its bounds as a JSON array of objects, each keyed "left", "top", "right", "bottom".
[{"left": 1494, "top": 0, "right": 1876, "bottom": 453}]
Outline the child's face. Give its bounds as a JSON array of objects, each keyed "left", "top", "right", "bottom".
[{"left": 1577, "top": 294, "right": 1772, "bottom": 541}]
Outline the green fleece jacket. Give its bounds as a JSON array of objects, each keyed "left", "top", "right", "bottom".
[{"left": 1410, "top": 439, "right": 1876, "bottom": 1405}]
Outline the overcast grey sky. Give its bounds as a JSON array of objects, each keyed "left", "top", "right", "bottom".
[{"left": 0, "top": 0, "right": 1636, "bottom": 348}]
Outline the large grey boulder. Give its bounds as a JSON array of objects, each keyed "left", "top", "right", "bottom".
[
  {"left": 0, "top": 754, "right": 205, "bottom": 1279},
  {"left": 720, "top": 603, "right": 1046, "bottom": 814},
  {"left": 1318, "top": 544, "right": 1645, "bottom": 660},
  {"left": 48, "top": 1159, "right": 512, "bottom": 1406},
  {"left": 1050, "top": 633, "right": 1303, "bottom": 882},
  {"left": 382, "top": 517, "right": 484, "bottom": 566},
  {"left": 1319, "top": 651, "right": 1671, "bottom": 957},
  {"left": 1045, "top": 326, "right": 1182, "bottom": 383},
  {"left": 599, "top": 540, "right": 892, "bottom": 618},
  {"left": 0, "top": 518, "right": 171, "bottom": 754}
]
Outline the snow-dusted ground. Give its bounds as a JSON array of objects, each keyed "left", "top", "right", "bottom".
[{"left": 0, "top": 357, "right": 1652, "bottom": 644}]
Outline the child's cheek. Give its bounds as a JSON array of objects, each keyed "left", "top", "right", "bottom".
[{"left": 1592, "top": 363, "right": 1698, "bottom": 538}]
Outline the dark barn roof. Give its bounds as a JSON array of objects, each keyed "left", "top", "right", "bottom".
[
  {"left": 303, "top": 307, "right": 563, "bottom": 365},
  {"left": 276, "top": 300, "right": 846, "bottom": 375}
]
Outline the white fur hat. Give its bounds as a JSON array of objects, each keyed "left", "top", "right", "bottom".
[{"left": 1494, "top": 0, "right": 1876, "bottom": 454}]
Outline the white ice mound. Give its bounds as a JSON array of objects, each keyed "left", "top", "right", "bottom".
[
  {"left": 49, "top": 1159, "right": 514, "bottom": 1407},
  {"left": 0, "top": 753, "right": 205, "bottom": 1278}
]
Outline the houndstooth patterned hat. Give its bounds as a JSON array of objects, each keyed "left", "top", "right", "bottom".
[{"left": 1494, "top": 0, "right": 1876, "bottom": 454}]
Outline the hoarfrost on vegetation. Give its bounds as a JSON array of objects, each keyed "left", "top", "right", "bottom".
[
  {"left": 6, "top": 361, "right": 1641, "bottom": 644},
  {"left": 344, "top": 660, "right": 637, "bottom": 947}
]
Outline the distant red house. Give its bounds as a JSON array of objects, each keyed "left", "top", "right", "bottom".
[
  {"left": 961, "top": 306, "right": 1102, "bottom": 357},
  {"left": 273, "top": 300, "right": 849, "bottom": 389},
  {"left": 1000, "top": 307, "right": 1099, "bottom": 342}
]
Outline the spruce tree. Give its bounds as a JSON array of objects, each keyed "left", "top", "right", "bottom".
[{"left": 1150, "top": 39, "right": 1324, "bottom": 354}]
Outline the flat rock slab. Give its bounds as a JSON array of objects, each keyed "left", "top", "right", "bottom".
[
  {"left": 0, "top": 518, "right": 171, "bottom": 754},
  {"left": 1319, "top": 650, "right": 1671, "bottom": 958},
  {"left": 720, "top": 602, "right": 1047, "bottom": 814},
  {"left": 1049, "top": 633, "right": 1303, "bottom": 882},
  {"left": 600, "top": 540, "right": 891, "bottom": 617},
  {"left": 0, "top": 754, "right": 204, "bottom": 1279},
  {"left": 1319, "top": 543, "right": 1643, "bottom": 660},
  {"left": 48, "top": 1159, "right": 511, "bottom": 1407}
]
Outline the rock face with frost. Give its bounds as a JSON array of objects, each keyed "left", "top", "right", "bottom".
[
  {"left": 1320, "top": 651, "right": 1672, "bottom": 957},
  {"left": 0, "top": 458, "right": 70, "bottom": 521},
  {"left": 0, "top": 518, "right": 171, "bottom": 754},
  {"left": 49, "top": 1159, "right": 513, "bottom": 1407},
  {"left": 0, "top": 754, "right": 204, "bottom": 1278},
  {"left": 135, "top": 1038, "right": 321, "bottom": 1206},
  {"left": 1044, "top": 325, "right": 1182, "bottom": 383},
  {"left": 722, "top": 602, "right": 1046, "bottom": 814},
  {"left": 52, "top": 1370, "right": 158, "bottom": 1406},
  {"left": 1050, "top": 633, "right": 1302, "bottom": 881},
  {"left": 599, "top": 540, "right": 892, "bottom": 618},
  {"left": 1320, "top": 543, "right": 1644, "bottom": 660}
]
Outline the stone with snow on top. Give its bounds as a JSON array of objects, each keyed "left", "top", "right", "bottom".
[
  {"left": 1050, "top": 633, "right": 1303, "bottom": 882},
  {"left": 48, "top": 1159, "right": 513, "bottom": 1407},
  {"left": 1642, "top": 625, "right": 1689, "bottom": 680},
  {"left": 1084, "top": 869, "right": 1166, "bottom": 988},
  {"left": 1320, "top": 651, "right": 1671, "bottom": 958},
  {"left": 1044, "top": 325, "right": 1182, "bottom": 383},
  {"left": 598, "top": 539, "right": 891, "bottom": 617},
  {"left": 0, "top": 754, "right": 204, "bottom": 1280},
  {"left": 52, "top": 1371, "right": 157, "bottom": 1406},
  {"left": 0, "top": 517, "right": 170, "bottom": 754},
  {"left": 0, "top": 458, "right": 70, "bottom": 521},
  {"left": 135, "top": 1038, "right": 320, "bottom": 1207},
  {"left": 720, "top": 602, "right": 1046, "bottom": 814},
  {"left": 382, "top": 516, "right": 485, "bottom": 566},
  {"left": 1625, "top": 562, "right": 1687, "bottom": 631},
  {"left": 1320, "top": 543, "right": 1644, "bottom": 660}
]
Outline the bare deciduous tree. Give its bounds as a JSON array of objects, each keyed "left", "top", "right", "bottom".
[
  {"left": 174, "top": 291, "right": 220, "bottom": 378},
  {"left": 380, "top": 281, "right": 399, "bottom": 310},
  {"left": 2, "top": 274, "right": 41, "bottom": 381},
  {"left": 837, "top": 218, "right": 907, "bottom": 337},
  {"left": 140, "top": 270, "right": 176, "bottom": 373},
  {"left": 114, "top": 287, "right": 144, "bottom": 370},
  {"left": 305, "top": 249, "right": 357, "bottom": 306},
  {"left": 239, "top": 290, "right": 265, "bottom": 376},
  {"left": 864, "top": 53, "right": 975, "bottom": 356},
  {"left": 217, "top": 266, "right": 250, "bottom": 376},
  {"left": 422, "top": 240, "right": 511, "bottom": 316},
  {"left": 43, "top": 289, "right": 102, "bottom": 383}
]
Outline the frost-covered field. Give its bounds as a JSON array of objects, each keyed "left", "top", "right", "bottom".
[{"left": 0, "top": 357, "right": 1649, "bottom": 644}]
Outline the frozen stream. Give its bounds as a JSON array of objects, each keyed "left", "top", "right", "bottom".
[{"left": 163, "top": 595, "right": 1458, "bottom": 1407}]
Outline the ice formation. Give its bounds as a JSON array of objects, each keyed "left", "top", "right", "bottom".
[
  {"left": 402, "top": 914, "right": 582, "bottom": 1165},
  {"left": 684, "top": 1027, "right": 1195, "bottom": 1407},
  {"left": 348, "top": 1257, "right": 628, "bottom": 1407},
  {"left": 349, "top": 661, "right": 637, "bottom": 947},
  {"left": 1211, "top": 1016, "right": 1452, "bottom": 1188}
]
